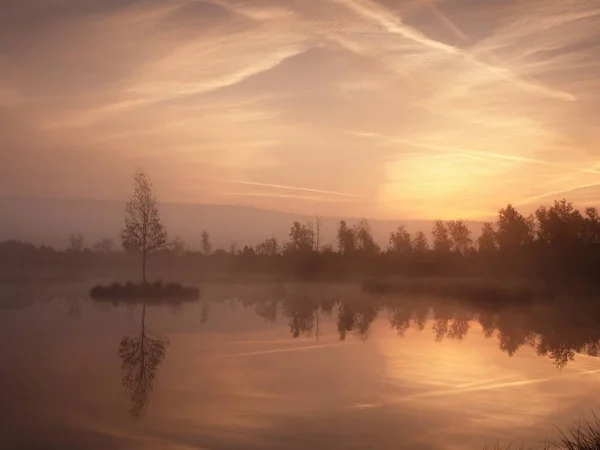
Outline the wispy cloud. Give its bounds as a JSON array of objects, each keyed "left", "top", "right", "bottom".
[
  {"left": 216, "top": 179, "right": 365, "bottom": 198},
  {"left": 215, "top": 192, "right": 358, "bottom": 203},
  {"left": 329, "top": 0, "right": 575, "bottom": 101},
  {"left": 1, "top": 0, "right": 600, "bottom": 217},
  {"left": 420, "top": 0, "right": 470, "bottom": 43}
]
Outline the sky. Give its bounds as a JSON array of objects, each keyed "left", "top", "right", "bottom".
[{"left": 1, "top": 0, "right": 599, "bottom": 220}]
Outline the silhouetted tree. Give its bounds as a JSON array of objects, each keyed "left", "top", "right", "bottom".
[
  {"left": 256, "top": 237, "right": 279, "bottom": 256},
  {"left": 284, "top": 221, "right": 313, "bottom": 254},
  {"left": 496, "top": 204, "right": 533, "bottom": 251},
  {"left": 354, "top": 219, "right": 379, "bottom": 255},
  {"left": 432, "top": 220, "right": 451, "bottom": 252},
  {"left": 413, "top": 231, "right": 429, "bottom": 253},
  {"left": 68, "top": 233, "right": 84, "bottom": 252},
  {"left": 477, "top": 222, "right": 497, "bottom": 253},
  {"left": 314, "top": 216, "right": 323, "bottom": 252},
  {"left": 241, "top": 245, "right": 255, "bottom": 257},
  {"left": 93, "top": 238, "right": 114, "bottom": 253},
  {"left": 337, "top": 221, "right": 356, "bottom": 255},
  {"left": 584, "top": 207, "right": 600, "bottom": 244},
  {"left": 447, "top": 220, "right": 473, "bottom": 255},
  {"left": 388, "top": 225, "right": 412, "bottom": 254},
  {"left": 168, "top": 236, "right": 186, "bottom": 256},
  {"left": 201, "top": 230, "right": 212, "bottom": 256},
  {"left": 535, "top": 199, "right": 584, "bottom": 248},
  {"left": 321, "top": 244, "right": 335, "bottom": 254},
  {"left": 121, "top": 170, "right": 168, "bottom": 283},
  {"left": 307, "top": 220, "right": 316, "bottom": 251}
]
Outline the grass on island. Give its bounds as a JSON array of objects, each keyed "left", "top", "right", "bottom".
[{"left": 90, "top": 281, "right": 200, "bottom": 301}]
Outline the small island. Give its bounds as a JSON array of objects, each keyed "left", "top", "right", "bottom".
[
  {"left": 90, "top": 170, "right": 199, "bottom": 301},
  {"left": 90, "top": 281, "right": 199, "bottom": 301}
]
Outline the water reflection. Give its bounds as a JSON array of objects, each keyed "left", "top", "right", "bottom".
[
  {"left": 337, "top": 301, "right": 378, "bottom": 341},
  {"left": 118, "top": 303, "right": 169, "bottom": 418},
  {"left": 86, "top": 286, "right": 600, "bottom": 422},
  {"left": 231, "top": 293, "right": 600, "bottom": 369}
]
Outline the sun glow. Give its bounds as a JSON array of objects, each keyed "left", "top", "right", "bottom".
[{"left": 378, "top": 153, "right": 510, "bottom": 219}]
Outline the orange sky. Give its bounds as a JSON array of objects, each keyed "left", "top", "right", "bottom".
[{"left": 1, "top": 0, "right": 599, "bottom": 219}]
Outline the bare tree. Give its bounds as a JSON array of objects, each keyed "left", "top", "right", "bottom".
[
  {"left": 121, "top": 170, "right": 167, "bottom": 284},
  {"left": 68, "top": 233, "right": 84, "bottom": 252},
  {"left": 337, "top": 221, "right": 356, "bottom": 255},
  {"left": 201, "top": 230, "right": 212, "bottom": 255},
  {"left": 315, "top": 216, "right": 322, "bottom": 252}
]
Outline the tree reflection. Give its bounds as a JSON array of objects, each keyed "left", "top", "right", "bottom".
[
  {"left": 282, "top": 296, "right": 316, "bottom": 338},
  {"left": 447, "top": 317, "right": 470, "bottom": 341},
  {"left": 227, "top": 290, "right": 600, "bottom": 369},
  {"left": 200, "top": 299, "right": 210, "bottom": 324},
  {"left": 337, "top": 301, "right": 377, "bottom": 341},
  {"left": 255, "top": 298, "right": 279, "bottom": 323},
  {"left": 432, "top": 318, "right": 449, "bottom": 342},
  {"left": 119, "top": 303, "right": 169, "bottom": 419},
  {"left": 389, "top": 306, "right": 412, "bottom": 337}
]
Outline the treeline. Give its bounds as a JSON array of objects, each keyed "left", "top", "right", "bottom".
[{"left": 2, "top": 198, "right": 600, "bottom": 282}]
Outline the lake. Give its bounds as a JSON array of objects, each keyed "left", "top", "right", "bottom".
[{"left": 2, "top": 281, "right": 600, "bottom": 449}]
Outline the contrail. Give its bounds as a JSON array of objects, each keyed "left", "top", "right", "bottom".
[
  {"left": 216, "top": 179, "right": 365, "bottom": 198},
  {"left": 419, "top": 0, "right": 471, "bottom": 43},
  {"left": 349, "top": 368, "right": 600, "bottom": 411},
  {"left": 390, "top": 139, "right": 545, "bottom": 164},
  {"left": 210, "top": 342, "right": 349, "bottom": 359},
  {"left": 331, "top": 0, "right": 460, "bottom": 54},
  {"left": 517, "top": 182, "right": 600, "bottom": 206},
  {"left": 389, "top": 139, "right": 600, "bottom": 177},
  {"left": 215, "top": 192, "right": 358, "bottom": 203},
  {"left": 456, "top": 375, "right": 513, "bottom": 389},
  {"left": 330, "top": 0, "right": 575, "bottom": 101}
]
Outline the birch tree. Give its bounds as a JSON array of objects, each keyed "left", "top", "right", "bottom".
[{"left": 121, "top": 170, "right": 167, "bottom": 283}]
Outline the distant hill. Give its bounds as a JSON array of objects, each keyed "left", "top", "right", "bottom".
[{"left": 0, "top": 196, "right": 484, "bottom": 250}]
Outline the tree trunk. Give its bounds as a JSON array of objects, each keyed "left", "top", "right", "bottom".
[{"left": 142, "top": 252, "right": 147, "bottom": 284}]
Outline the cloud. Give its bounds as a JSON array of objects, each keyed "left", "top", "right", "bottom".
[
  {"left": 329, "top": 0, "right": 575, "bottom": 101},
  {"left": 215, "top": 179, "right": 365, "bottom": 198},
  {"left": 1, "top": 0, "right": 600, "bottom": 218}
]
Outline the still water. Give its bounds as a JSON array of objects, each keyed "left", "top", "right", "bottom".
[{"left": 2, "top": 282, "right": 600, "bottom": 449}]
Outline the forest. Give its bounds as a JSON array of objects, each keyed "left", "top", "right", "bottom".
[{"left": 2, "top": 197, "right": 600, "bottom": 283}]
